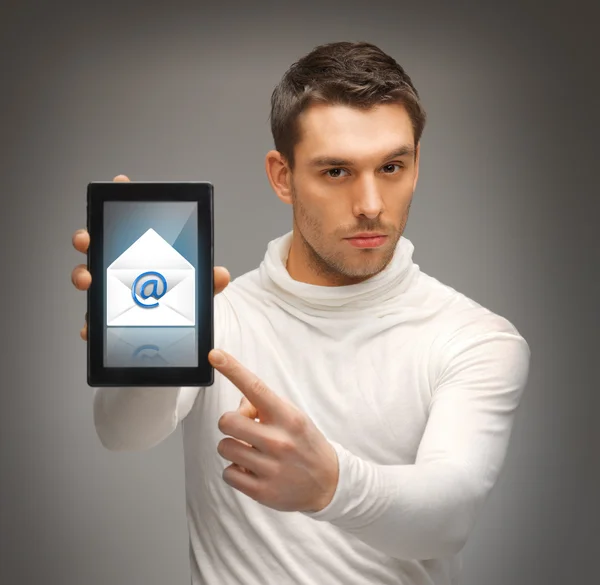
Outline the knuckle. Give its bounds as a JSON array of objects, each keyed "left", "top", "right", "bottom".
[
  {"left": 270, "top": 435, "right": 293, "bottom": 455},
  {"left": 248, "top": 377, "right": 266, "bottom": 397},
  {"left": 288, "top": 411, "right": 307, "bottom": 433},
  {"left": 217, "top": 412, "right": 233, "bottom": 433},
  {"left": 269, "top": 460, "right": 284, "bottom": 480},
  {"left": 217, "top": 438, "right": 229, "bottom": 458},
  {"left": 222, "top": 465, "right": 234, "bottom": 484}
]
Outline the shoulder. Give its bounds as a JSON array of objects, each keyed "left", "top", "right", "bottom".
[
  {"left": 416, "top": 268, "right": 526, "bottom": 340},
  {"left": 416, "top": 271, "right": 531, "bottom": 386}
]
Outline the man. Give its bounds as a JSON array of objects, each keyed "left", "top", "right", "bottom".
[{"left": 71, "top": 41, "right": 530, "bottom": 585}]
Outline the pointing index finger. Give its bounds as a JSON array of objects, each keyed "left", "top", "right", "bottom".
[{"left": 209, "top": 350, "right": 282, "bottom": 419}]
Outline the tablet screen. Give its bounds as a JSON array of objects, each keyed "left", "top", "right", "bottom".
[{"left": 103, "top": 201, "right": 199, "bottom": 368}]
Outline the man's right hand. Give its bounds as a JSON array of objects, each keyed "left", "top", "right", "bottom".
[{"left": 71, "top": 174, "right": 230, "bottom": 341}]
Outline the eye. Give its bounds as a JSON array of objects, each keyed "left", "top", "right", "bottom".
[
  {"left": 324, "top": 168, "right": 349, "bottom": 178},
  {"left": 381, "top": 163, "right": 403, "bottom": 174}
]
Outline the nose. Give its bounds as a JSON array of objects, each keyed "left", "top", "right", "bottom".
[{"left": 352, "top": 177, "right": 384, "bottom": 219}]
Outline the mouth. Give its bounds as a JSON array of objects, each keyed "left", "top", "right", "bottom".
[{"left": 344, "top": 233, "right": 388, "bottom": 249}]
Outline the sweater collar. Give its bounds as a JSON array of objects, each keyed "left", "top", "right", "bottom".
[{"left": 258, "top": 231, "right": 420, "bottom": 313}]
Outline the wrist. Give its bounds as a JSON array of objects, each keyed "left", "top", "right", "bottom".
[{"left": 311, "top": 442, "right": 340, "bottom": 512}]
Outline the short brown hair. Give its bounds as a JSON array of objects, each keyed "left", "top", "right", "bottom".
[{"left": 269, "top": 41, "right": 427, "bottom": 170}]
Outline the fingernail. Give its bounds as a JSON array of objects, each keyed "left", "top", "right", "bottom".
[{"left": 211, "top": 350, "right": 226, "bottom": 366}]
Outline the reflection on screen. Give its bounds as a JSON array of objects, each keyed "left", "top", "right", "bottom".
[{"left": 103, "top": 202, "right": 198, "bottom": 367}]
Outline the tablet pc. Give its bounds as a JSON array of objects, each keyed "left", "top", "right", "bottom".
[{"left": 86, "top": 181, "right": 214, "bottom": 387}]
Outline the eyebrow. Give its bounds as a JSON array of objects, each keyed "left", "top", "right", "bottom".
[{"left": 307, "top": 144, "right": 416, "bottom": 167}]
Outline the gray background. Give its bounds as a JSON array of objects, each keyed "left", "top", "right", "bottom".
[{"left": 1, "top": 1, "right": 598, "bottom": 584}]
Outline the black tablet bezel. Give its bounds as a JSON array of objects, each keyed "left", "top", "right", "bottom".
[{"left": 87, "top": 181, "right": 214, "bottom": 387}]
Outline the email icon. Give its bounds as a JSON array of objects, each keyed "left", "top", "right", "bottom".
[{"left": 106, "top": 228, "right": 195, "bottom": 327}]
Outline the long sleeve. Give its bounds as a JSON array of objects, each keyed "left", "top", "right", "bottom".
[
  {"left": 303, "top": 327, "right": 531, "bottom": 561},
  {"left": 92, "top": 291, "right": 233, "bottom": 452},
  {"left": 93, "top": 385, "right": 200, "bottom": 451}
]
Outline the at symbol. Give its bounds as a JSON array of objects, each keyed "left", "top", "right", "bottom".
[{"left": 132, "top": 271, "right": 168, "bottom": 308}]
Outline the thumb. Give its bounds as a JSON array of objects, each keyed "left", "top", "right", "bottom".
[{"left": 237, "top": 396, "right": 259, "bottom": 421}]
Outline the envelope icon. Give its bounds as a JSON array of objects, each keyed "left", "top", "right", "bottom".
[{"left": 106, "top": 228, "right": 195, "bottom": 327}]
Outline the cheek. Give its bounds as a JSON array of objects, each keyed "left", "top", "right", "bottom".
[
  {"left": 385, "top": 177, "right": 415, "bottom": 205},
  {"left": 296, "top": 197, "right": 324, "bottom": 228},
  {"left": 303, "top": 195, "right": 341, "bottom": 224},
  {"left": 295, "top": 198, "right": 344, "bottom": 239}
]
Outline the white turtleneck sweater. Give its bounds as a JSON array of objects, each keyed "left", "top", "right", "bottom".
[{"left": 93, "top": 232, "right": 531, "bottom": 585}]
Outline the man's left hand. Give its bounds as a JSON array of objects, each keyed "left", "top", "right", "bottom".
[{"left": 209, "top": 349, "right": 339, "bottom": 513}]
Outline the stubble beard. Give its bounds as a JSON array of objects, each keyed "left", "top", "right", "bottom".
[{"left": 290, "top": 183, "right": 409, "bottom": 285}]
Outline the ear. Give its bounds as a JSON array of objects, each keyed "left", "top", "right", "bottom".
[
  {"left": 412, "top": 143, "right": 421, "bottom": 192},
  {"left": 265, "top": 150, "right": 293, "bottom": 205}
]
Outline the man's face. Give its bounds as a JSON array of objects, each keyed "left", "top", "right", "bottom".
[{"left": 289, "top": 102, "right": 420, "bottom": 284}]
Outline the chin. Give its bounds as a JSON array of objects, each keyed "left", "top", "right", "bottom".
[
  {"left": 338, "top": 255, "right": 391, "bottom": 279},
  {"left": 344, "top": 265, "right": 386, "bottom": 279}
]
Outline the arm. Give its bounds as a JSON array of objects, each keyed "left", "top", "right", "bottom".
[
  {"left": 93, "top": 385, "right": 200, "bottom": 451},
  {"left": 92, "top": 291, "right": 232, "bottom": 452},
  {"left": 70, "top": 174, "right": 232, "bottom": 453},
  {"left": 302, "top": 328, "right": 531, "bottom": 560},
  {"left": 92, "top": 286, "right": 232, "bottom": 452}
]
